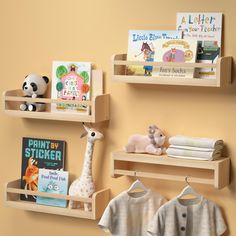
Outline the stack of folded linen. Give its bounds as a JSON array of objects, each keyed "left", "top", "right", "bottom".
[{"left": 166, "top": 135, "right": 224, "bottom": 161}]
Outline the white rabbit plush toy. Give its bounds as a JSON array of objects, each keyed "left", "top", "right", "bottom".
[{"left": 124, "top": 125, "right": 166, "bottom": 155}]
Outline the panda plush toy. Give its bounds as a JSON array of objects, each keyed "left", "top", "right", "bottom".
[{"left": 20, "top": 74, "right": 49, "bottom": 112}]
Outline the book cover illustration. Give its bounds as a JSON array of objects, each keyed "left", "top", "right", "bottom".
[
  {"left": 127, "top": 30, "right": 182, "bottom": 76},
  {"left": 36, "top": 169, "right": 69, "bottom": 208},
  {"left": 152, "top": 39, "right": 198, "bottom": 78},
  {"left": 21, "top": 137, "right": 66, "bottom": 202},
  {"left": 176, "top": 12, "right": 223, "bottom": 78},
  {"left": 51, "top": 61, "right": 91, "bottom": 113}
]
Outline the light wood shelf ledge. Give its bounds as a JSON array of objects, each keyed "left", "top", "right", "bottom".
[
  {"left": 3, "top": 91, "right": 110, "bottom": 123},
  {"left": 3, "top": 69, "right": 109, "bottom": 123},
  {"left": 111, "top": 54, "right": 232, "bottom": 87},
  {"left": 4, "top": 179, "right": 110, "bottom": 220},
  {"left": 111, "top": 151, "right": 230, "bottom": 189}
]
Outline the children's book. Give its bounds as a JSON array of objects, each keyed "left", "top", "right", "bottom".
[
  {"left": 21, "top": 137, "right": 66, "bottom": 202},
  {"left": 51, "top": 61, "right": 91, "bottom": 113},
  {"left": 152, "top": 39, "right": 198, "bottom": 78},
  {"left": 176, "top": 12, "right": 223, "bottom": 78},
  {"left": 127, "top": 30, "right": 182, "bottom": 76},
  {"left": 36, "top": 169, "right": 69, "bottom": 208}
]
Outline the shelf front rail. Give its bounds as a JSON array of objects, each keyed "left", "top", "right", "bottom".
[
  {"left": 5, "top": 179, "right": 110, "bottom": 220},
  {"left": 111, "top": 151, "right": 230, "bottom": 189},
  {"left": 3, "top": 90, "right": 110, "bottom": 123},
  {"left": 111, "top": 54, "right": 232, "bottom": 87}
]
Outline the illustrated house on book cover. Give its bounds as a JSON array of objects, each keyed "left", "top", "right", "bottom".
[
  {"left": 176, "top": 12, "right": 223, "bottom": 79},
  {"left": 36, "top": 169, "right": 69, "bottom": 208},
  {"left": 126, "top": 30, "right": 182, "bottom": 76},
  {"left": 51, "top": 61, "right": 91, "bottom": 113},
  {"left": 152, "top": 39, "right": 197, "bottom": 78},
  {"left": 20, "top": 137, "right": 66, "bottom": 202}
]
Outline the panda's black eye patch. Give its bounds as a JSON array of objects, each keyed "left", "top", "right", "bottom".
[
  {"left": 22, "top": 82, "right": 27, "bottom": 90},
  {"left": 30, "top": 82, "right": 38, "bottom": 92},
  {"left": 91, "top": 132, "right": 95, "bottom": 137}
]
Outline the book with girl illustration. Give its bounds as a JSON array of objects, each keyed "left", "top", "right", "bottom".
[{"left": 127, "top": 30, "right": 182, "bottom": 76}]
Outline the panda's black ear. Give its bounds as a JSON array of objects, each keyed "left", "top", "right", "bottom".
[{"left": 42, "top": 76, "right": 49, "bottom": 84}]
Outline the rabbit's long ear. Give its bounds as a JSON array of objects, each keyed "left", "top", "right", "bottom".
[
  {"left": 148, "top": 125, "right": 155, "bottom": 133},
  {"left": 151, "top": 124, "right": 158, "bottom": 129}
]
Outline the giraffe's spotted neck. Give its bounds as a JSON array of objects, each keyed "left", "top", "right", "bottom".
[{"left": 80, "top": 141, "right": 94, "bottom": 179}]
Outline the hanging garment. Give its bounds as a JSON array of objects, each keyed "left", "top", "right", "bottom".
[
  {"left": 98, "top": 189, "right": 167, "bottom": 236},
  {"left": 147, "top": 197, "right": 226, "bottom": 236}
]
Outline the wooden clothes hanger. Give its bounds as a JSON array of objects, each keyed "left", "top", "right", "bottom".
[
  {"left": 177, "top": 176, "right": 202, "bottom": 200},
  {"left": 127, "top": 171, "right": 148, "bottom": 193}
]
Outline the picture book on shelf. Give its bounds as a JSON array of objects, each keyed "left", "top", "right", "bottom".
[
  {"left": 51, "top": 61, "right": 91, "bottom": 114},
  {"left": 176, "top": 12, "right": 223, "bottom": 78},
  {"left": 152, "top": 39, "right": 198, "bottom": 78},
  {"left": 36, "top": 169, "right": 69, "bottom": 208},
  {"left": 21, "top": 137, "right": 66, "bottom": 202},
  {"left": 127, "top": 30, "right": 182, "bottom": 76}
]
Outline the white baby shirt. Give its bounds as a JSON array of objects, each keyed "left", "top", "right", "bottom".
[
  {"left": 147, "top": 197, "right": 227, "bottom": 236},
  {"left": 98, "top": 189, "right": 167, "bottom": 236}
]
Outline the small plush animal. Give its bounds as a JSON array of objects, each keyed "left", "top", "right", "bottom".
[
  {"left": 124, "top": 125, "right": 166, "bottom": 155},
  {"left": 68, "top": 124, "right": 104, "bottom": 211},
  {"left": 20, "top": 74, "right": 49, "bottom": 112}
]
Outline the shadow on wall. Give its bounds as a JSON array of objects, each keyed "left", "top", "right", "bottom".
[
  {"left": 221, "top": 206, "right": 230, "bottom": 236},
  {"left": 229, "top": 161, "right": 236, "bottom": 193},
  {"left": 231, "top": 57, "right": 235, "bottom": 84},
  {"left": 221, "top": 145, "right": 235, "bottom": 193},
  {"left": 93, "top": 120, "right": 110, "bottom": 189}
]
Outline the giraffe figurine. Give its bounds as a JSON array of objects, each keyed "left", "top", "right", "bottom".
[{"left": 68, "top": 124, "right": 103, "bottom": 211}]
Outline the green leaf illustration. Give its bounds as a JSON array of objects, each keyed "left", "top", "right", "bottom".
[
  {"left": 56, "top": 65, "right": 68, "bottom": 79},
  {"left": 56, "top": 81, "right": 63, "bottom": 91},
  {"left": 80, "top": 71, "right": 89, "bottom": 83}
]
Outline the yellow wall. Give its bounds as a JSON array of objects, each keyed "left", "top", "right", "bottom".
[{"left": 0, "top": 0, "right": 236, "bottom": 235}]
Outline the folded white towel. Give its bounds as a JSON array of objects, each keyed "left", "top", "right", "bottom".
[
  {"left": 169, "top": 135, "right": 224, "bottom": 149},
  {"left": 169, "top": 145, "right": 223, "bottom": 152},
  {"left": 167, "top": 154, "right": 220, "bottom": 161},
  {"left": 166, "top": 147, "right": 222, "bottom": 161}
]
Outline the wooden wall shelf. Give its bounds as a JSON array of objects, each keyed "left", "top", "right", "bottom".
[
  {"left": 5, "top": 179, "right": 110, "bottom": 220},
  {"left": 111, "top": 54, "right": 232, "bottom": 87},
  {"left": 3, "top": 90, "right": 110, "bottom": 123},
  {"left": 111, "top": 151, "right": 230, "bottom": 189}
]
